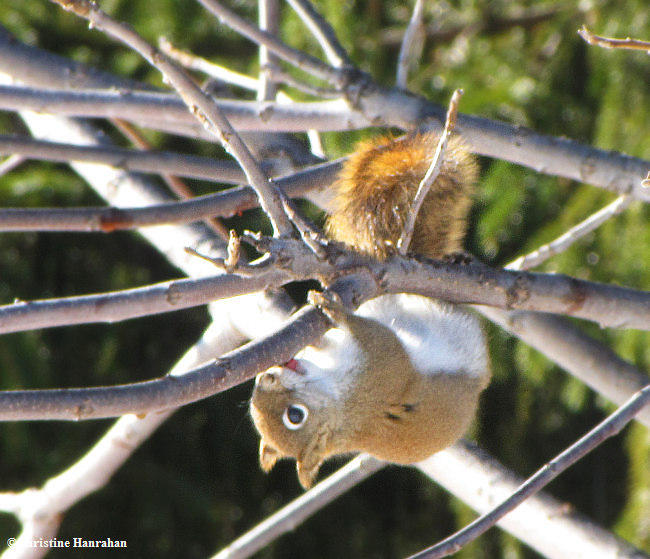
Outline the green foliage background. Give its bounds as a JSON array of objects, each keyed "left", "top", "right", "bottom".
[{"left": 0, "top": 1, "right": 648, "bottom": 557}]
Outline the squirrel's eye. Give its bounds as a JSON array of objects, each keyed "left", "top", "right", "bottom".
[{"left": 282, "top": 404, "right": 308, "bottom": 430}]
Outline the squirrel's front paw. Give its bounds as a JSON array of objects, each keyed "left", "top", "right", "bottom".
[{"left": 308, "top": 290, "right": 349, "bottom": 324}]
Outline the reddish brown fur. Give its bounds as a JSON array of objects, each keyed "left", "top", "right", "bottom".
[{"left": 326, "top": 133, "right": 478, "bottom": 259}]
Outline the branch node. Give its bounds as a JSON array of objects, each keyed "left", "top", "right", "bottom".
[{"left": 224, "top": 229, "right": 242, "bottom": 273}]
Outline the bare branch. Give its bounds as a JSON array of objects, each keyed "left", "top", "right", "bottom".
[
  {"left": 0, "top": 133, "right": 246, "bottom": 183},
  {"left": 4, "top": 235, "right": 648, "bottom": 335},
  {"left": 416, "top": 440, "right": 649, "bottom": 559},
  {"left": 579, "top": 25, "right": 650, "bottom": 53},
  {"left": 410, "top": 384, "right": 650, "bottom": 558},
  {"left": 0, "top": 304, "right": 332, "bottom": 421},
  {"left": 0, "top": 271, "right": 288, "bottom": 335},
  {"left": 478, "top": 308, "right": 650, "bottom": 428},
  {"left": 285, "top": 0, "right": 352, "bottom": 68},
  {"left": 161, "top": 34, "right": 341, "bottom": 99},
  {"left": 0, "top": 244, "right": 648, "bottom": 422},
  {"left": 196, "top": 0, "right": 345, "bottom": 87},
  {"left": 508, "top": 195, "right": 633, "bottom": 270},
  {"left": 218, "top": 436, "right": 650, "bottom": 559},
  {"left": 1, "top": 27, "right": 649, "bottom": 202},
  {"left": 213, "top": 455, "right": 385, "bottom": 559},
  {"left": 0, "top": 84, "right": 364, "bottom": 134},
  {"left": 257, "top": 0, "right": 280, "bottom": 102},
  {"left": 222, "top": 235, "right": 650, "bottom": 330},
  {"left": 447, "top": 113, "right": 650, "bottom": 202},
  {"left": 50, "top": 0, "right": 294, "bottom": 237},
  {"left": 397, "top": 89, "right": 462, "bottom": 254},
  {"left": 396, "top": 0, "right": 425, "bottom": 88},
  {"left": 0, "top": 158, "right": 342, "bottom": 232},
  {"left": 1, "top": 81, "right": 647, "bottom": 202},
  {"left": 261, "top": 64, "right": 342, "bottom": 98},
  {"left": 110, "top": 118, "right": 230, "bottom": 239}
]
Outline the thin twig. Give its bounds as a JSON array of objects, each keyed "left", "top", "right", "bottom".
[
  {"left": 0, "top": 153, "right": 24, "bottom": 177},
  {"left": 258, "top": 0, "right": 280, "bottom": 102},
  {"left": 50, "top": 0, "right": 294, "bottom": 237},
  {"left": 0, "top": 133, "right": 342, "bottom": 204},
  {"left": 262, "top": 64, "right": 342, "bottom": 98},
  {"left": 224, "top": 229, "right": 242, "bottom": 272},
  {"left": 212, "top": 455, "right": 385, "bottom": 559},
  {"left": 508, "top": 195, "right": 632, "bottom": 271},
  {"left": 409, "top": 384, "right": 650, "bottom": 559},
  {"left": 158, "top": 36, "right": 259, "bottom": 90},
  {"left": 578, "top": 25, "right": 650, "bottom": 53},
  {"left": 396, "top": 0, "right": 425, "bottom": 88},
  {"left": 0, "top": 159, "right": 343, "bottom": 232},
  {"left": 279, "top": 197, "right": 328, "bottom": 258},
  {"left": 0, "top": 133, "right": 245, "bottom": 182},
  {"left": 196, "top": 0, "right": 345, "bottom": 87},
  {"left": 285, "top": 0, "right": 352, "bottom": 68},
  {"left": 397, "top": 89, "right": 463, "bottom": 254}
]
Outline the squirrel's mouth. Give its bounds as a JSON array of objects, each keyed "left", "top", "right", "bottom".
[{"left": 284, "top": 358, "right": 305, "bottom": 375}]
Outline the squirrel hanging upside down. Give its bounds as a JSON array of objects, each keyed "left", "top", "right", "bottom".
[{"left": 250, "top": 132, "right": 491, "bottom": 489}]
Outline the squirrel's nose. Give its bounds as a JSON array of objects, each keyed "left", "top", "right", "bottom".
[{"left": 255, "top": 369, "right": 280, "bottom": 390}]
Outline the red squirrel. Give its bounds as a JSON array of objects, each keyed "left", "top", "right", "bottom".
[{"left": 250, "top": 133, "right": 491, "bottom": 488}]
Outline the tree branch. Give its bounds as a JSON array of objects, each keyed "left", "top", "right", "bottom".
[
  {"left": 0, "top": 84, "right": 363, "bottom": 135},
  {"left": 0, "top": 245, "right": 648, "bottom": 421},
  {"left": 0, "top": 320, "right": 246, "bottom": 558},
  {"left": 398, "top": 88, "right": 462, "bottom": 253},
  {"left": 159, "top": 36, "right": 259, "bottom": 90},
  {"left": 508, "top": 195, "right": 633, "bottom": 271},
  {"left": 2, "top": 236, "right": 649, "bottom": 337},
  {"left": 51, "top": 0, "right": 294, "bottom": 237},
  {"left": 212, "top": 454, "right": 385, "bottom": 559},
  {"left": 416, "top": 440, "right": 649, "bottom": 559},
  {"left": 0, "top": 304, "right": 331, "bottom": 421},
  {"left": 579, "top": 25, "right": 650, "bottom": 53},
  {"left": 0, "top": 271, "right": 288, "bottom": 334},
  {"left": 1, "top": 81, "right": 647, "bottom": 202},
  {"left": 478, "top": 307, "right": 650, "bottom": 428},
  {"left": 0, "top": 161, "right": 341, "bottom": 232},
  {"left": 396, "top": 0, "right": 425, "bottom": 88},
  {"left": 285, "top": 0, "right": 352, "bottom": 68},
  {"left": 0, "top": 133, "right": 246, "bottom": 183},
  {"left": 196, "top": 0, "right": 345, "bottom": 86}
]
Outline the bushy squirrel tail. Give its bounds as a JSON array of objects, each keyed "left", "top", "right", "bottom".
[{"left": 326, "top": 132, "right": 478, "bottom": 260}]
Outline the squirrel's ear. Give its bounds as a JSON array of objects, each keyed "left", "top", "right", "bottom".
[
  {"left": 296, "top": 428, "right": 331, "bottom": 489},
  {"left": 296, "top": 459, "right": 321, "bottom": 489},
  {"left": 259, "top": 439, "right": 281, "bottom": 472}
]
